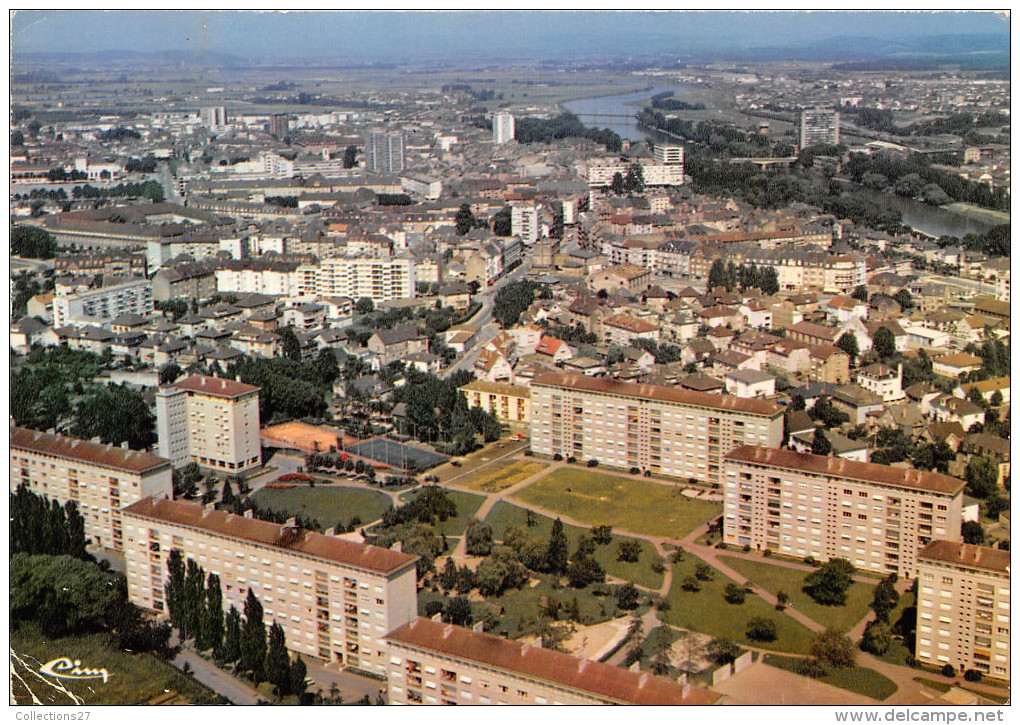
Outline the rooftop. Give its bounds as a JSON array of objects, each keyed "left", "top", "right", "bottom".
[
  {"left": 11, "top": 426, "right": 170, "bottom": 474},
  {"left": 171, "top": 374, "right": 260, "bottom": 398},
  {"left": 919, "top": 540, "right": 1010, "bottom": 574}
]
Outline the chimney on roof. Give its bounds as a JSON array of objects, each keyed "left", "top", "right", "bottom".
[
  {"left": 120, "top": 441, "right": 130, "bottom": 449},
  {"left": 324, "top": 527, "right": 335, "bottom": 537},
  {"left": 244, "top": 509, "right": 253, "bottom": 519},
  {"left": 443, "top": 624, "right": 454, "bottom": 639},
  {"left": 92, "top": 436, "right": 102, "bottom": 444},
  {"left": 391, "top": 541, "right": 402, "bottom": 553},
  {"left": 472, "top": 621, "right": 484, "bottom": 633},
  {"left": 431, "top": 612, "right": 443, "bottom": 622},
  {"left": 638, "top": 673, "right": 649, "bottom": 689},
  {"left": 203, "top": 502, "right": 215, "bottom": 516}
]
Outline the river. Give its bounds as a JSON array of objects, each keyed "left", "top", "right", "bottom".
[
  {"left": 852, "top": 188, "right": 1003, "bottom": 239},
  {"left": 562, "top": 85, "right": 690, "bottom": 142}
]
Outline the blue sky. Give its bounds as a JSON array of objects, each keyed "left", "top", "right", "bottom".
[{"left": 11, "top": 11, "right": 1008, "bottom": 62}]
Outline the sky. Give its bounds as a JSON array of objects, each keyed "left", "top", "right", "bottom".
[{"left": 10, "top": 10, "right": 1009, "bottom": 63}]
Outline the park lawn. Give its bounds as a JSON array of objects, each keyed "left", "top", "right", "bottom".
[
  {"left": 660, "top": 553, "right": 817, "bottom": 655},
  {"left": 10, "top": 623, "right": 224, "bottom": 706},
  {"left": 510, "top": 467, "right": 721, "bottom": 539},
  {"left": 764, "top": 654, "right": 897, "bottom": 701},
  {"left": 427, "top": 490, "right": 487, "bottom": 537},
  {"left": 485, "top": 501, "right": 664, "bottom": 590},
  {"left": 251, "top": 486, "right": 392, "bottom": 530},
  {"left": 719, "top": 556, "right": 876, "bottom": 633},
  {"left": 452, "top": 460, "right": 549, "bottom": 493}
]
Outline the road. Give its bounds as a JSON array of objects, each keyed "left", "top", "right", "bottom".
[
  {"left": 921, "top": 273, "right": 997, "bottom": 297},
  {"left": 170, "top": 639, "right": 262, "bottom": 705}
]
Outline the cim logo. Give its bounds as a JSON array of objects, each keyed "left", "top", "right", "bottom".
[{"left": 39, "top": 657, "right": 111, "bottom": 683}]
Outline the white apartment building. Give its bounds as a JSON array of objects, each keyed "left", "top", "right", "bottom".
[
  {"left": 916, "top": 541, "right": 1010, "bottom": 681},
  {"left": 583, "top": 158, "right": 685, "bottom": 187},
  {"left": 297, "top": 257, "right": 415, "bottom": 303},
  {"left": 723, "top": 446, "right": 965, "bottom": 577},
  {"left": 800, "top": 107, "right": 840, "bottom": 148},
  {"left": 199, "top": 106, "right": 229, "bottom": 130},
  {"left": 385, "top": 618, "right": 718, "bottom": 706},
  {"left": 155, "top": 375, "right": 262, "bottom": 474},
  {"left": 11, "top": 426, "right": 172, "bottom": 551},
  {"left": 653, "top": 144, "right": 684, "bottom": 166},
  {"left": 366, "top": 131, "right": 405, "bottom": 175},
  {"left": 493, "top": 112, "right": 515, "bottom": 145},
  {"left": 214, "top": 263, "right": 301, "bottom": 297},
  {"left": 856, "top": 363, "right": 905, "bottom": 403},
  {"left": 511, "top": 203, "right": 539, "bottom": 246},
  {"left": 53, "top": 277, "right": 154, "bottom": 328},
  {"left": 401, "top": 175, "right": 443, "bottom": 200},
  {"left": 530, "top": 372, "right": 784, "bottom": 486},
  {"left": 122, "top": 496, "right": 419, "bottom": 674}
]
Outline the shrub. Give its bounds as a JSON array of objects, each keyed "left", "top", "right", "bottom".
[
  {"left": 763, "top": 549, "right": 772, "bottom": 558},
  {"left": 742, "top": 544, "right": 751, "bottom": 553},
  {"left": 553, "top": 454, "right": 563, "bottom": 462},
  {"left": 797, "top": 658, "right": 829, "bottom": 679},
  {"left": 424, "top": 600, "right": 445, "bottom": 617},
  {"left": 650, "top": 558, "right": 666, "bottom": 575},
  {"left": 941, "top": 664, "right": 956, "bottom": 678},
  {"left": 566, "top": 456, "right": 577, "bottom": 464},
  {"left": 963, "top": 669, "right": 982, "bottom": 683},
  {"left": 724, "top": 582, "right": 746, "bottom": 604},
  {"left": 746, "top": 617, "right": 777, "bottom": 642},
  {"left": 717, "top": 542, "right": 728, "bottom": 551},
  {"left": 629, "top": 467, "right": 641, "bottom": 475},
  {"left": 804, "top": 556, "right": 816, "bottom": 566},
  {"left": 586, "top": 459, "right": 599, "bottom": 467},
  {"left": 681, "top": 576, "right": 701, "bottom": 592}
]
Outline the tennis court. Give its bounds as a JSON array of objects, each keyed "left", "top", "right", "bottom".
[{"left": 347, "top": 437, "right": 449, "bottom": 471}]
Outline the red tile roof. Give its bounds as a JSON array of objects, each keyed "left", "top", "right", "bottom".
[
  {"left": 172, "top": 374, "right": 260, "bottom": 398},
  {"left": 11, "top": 426, "right": 171, "bottom": 474},
  {"left": 725, "top": 446, "right": 965, "bottom": 496},
  {"left": 386, "top": 618, "right": 719, "bottom": 706},
  {"left": 532, "top": 371, "right": 782, "bottom": 417},
  {"left": 122, "top": 497, "right": 417, "bottom": 576},
  {"left": 919, "top": 540, "right": 1010, "bottom": 573}
]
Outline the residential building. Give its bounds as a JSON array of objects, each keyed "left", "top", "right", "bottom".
[
  {"left": 511, "top": 203, "right": 539, "bottom": 246},
  {"left": 589, "top": 264, "right": 651, "bottom": 294},
  {"left": 800, "top": 107, "right": 840, "bottom": 147},
  {"left": 723, "top": 446, "right": 965, "bottom": 577},
  {"left": 121, "top": 496, "right": 418, "bottom": 674},
  {"left": 199, "top": 106, "right": 229, "bottom": 130},
  {"left": 53, "top": 277, "right": 154, "bottom": 328},
  {"left": 367, "top": 325, "right": 429, "bottom": 365},
  {"left": 11, "top": 426, "right": 172, "bottom": 551},
  {"left": 155, "top": 375, "right": 262, "bottom": 474},
  {"left": 653, "top": 144, "right": 684, "bottom": 166},
  {"left": 384, "top": 618, "right": 718, "bottom": 706},
  {"left": 932, "top": 353, "right": 984, "bottom": 379},
  {"left": 366, "top": 131, "right": 405, "bottom": 174},
  {"left": 856, "top": 363, "right": 905, "bottom": 403},
  {"left": 493, "top": 112, "right": 515, "bottom": 145},
  {"left": 531, "top": 372, "right": 784, "bottom": 485},
  {"left": 915, "top": 541, "right": 1010, "bottom": 681},
  {"left": 724, "top": 369, "right": 776, "bottom": 399},
  {"left": 459, "top": 380, "right": 532, "bottom": 424},
  {"left": 583, "top": 158, "right": 684, "bottom": 187},
  {"left": 300, "top": 257, "right": 415, "bottom": 303},
  {"left": 269, "top": 113, "right": 290, "bottom": 138}
]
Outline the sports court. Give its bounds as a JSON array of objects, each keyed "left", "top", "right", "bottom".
[
  {"left": 347, "top": 437, "right": 449, "bottom": 471},
  {"left": 261, "top": 421, "right": 357, "bottom": 453}
]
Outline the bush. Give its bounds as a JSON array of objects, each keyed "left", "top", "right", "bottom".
[
  {"left": 553, "top": 454, "right": 563, "bottom": 462},
  {"left": 650, "top": 558, "right": 666, "bottom": 575},
  {"left": 586, "top": 459, "right": 599, "bottom": 467},
  {"left": 963, "top": 669, "right": 982, "bottom": 683},
  {"left": 798, "top": 658, "right": 829, "bottom": 678},
  {"left": 742, "top": 544, "right": 751, "bottom": 553},
  {"left": 763, "top": 549, "right": 772, "bottom": 558},
  {"left": 724, "top": 582, "right": 746, "bottom": 604},
  {"left": 424, "top": 600, "right": 445, "bottom": 618},
  {"left": 941, "top": 664, "right": 956, "bottom": 678},
  {"left": 804, "top": 556, "right": 816, "bottom": 566},
  {"left": 681, "top": 576, "right": 701, "bottom": 592},
  {"left": 746, "top": 617, "right": 777, "bottom": 642},
  {"left": 566, "top": 456, "right": 577, "bottom": 464},
  {"left": 629, "top": 467, "right": 641, "bottom": 475}
]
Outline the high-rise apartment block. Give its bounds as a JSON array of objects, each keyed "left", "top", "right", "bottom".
[
  {"left": 122, "top": 497, "right": 418, "bottom": 674},
  {"left": 511, "top": 203, "right": 539, "bottom": 246},
  {"left": 530, "top": 372, "right": 784, "bottom": 486},
  {"left": 653, "top": 144, "right": 684, "bottom": 166},
  {"left": 493, "top": 112, "right": 515, "bottom": 144},
  {"left": 199, "top": 106, "right": 228, "bottom": 130},
  {"left": 915, "top": 541, "right": 1010, "bottom": 680},
  {"left": 723, "top": 446, "right": 965, "bottom": 577},
  {"left": 11, "top": 426, "right": 172, "bottom": 551},
  {"left": 799, "top": 107, "right": 840, "bottom": 148},
  {"left": 366, "top": 131, "right": 405, "bottom": 174},
  {"left": 269, "top": 113, "right": 290, "bottom": 138},
  {"left": 583, "top": 158, "right": 684, "bottom": 187},
  {"left": 53, "top": 277, "right": 153, "bottom": 328},
  {"left": 385, "top": 618, "right": 719, "bottom": 706},
  {"left": 155, "top": 375, "right": 262, "bottom": 474},
  {"left": 296, "top": 256, "right": 415, "bottom": 303}
]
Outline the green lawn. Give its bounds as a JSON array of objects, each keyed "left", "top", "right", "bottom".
[
  {"left": 764, "top": 654, "right": 897, "bottom": 701},
  {"left": 660, "top": 553, "right": 817, "bottom": 654},
  {"left": 251, "top": 486, "right": 392, "bottom": 531},
  {"left": 10, "top": 623, "right": 224, "bottom": 705},
  {"left": 451, "top": 460, "right": 549, "bottom": 493},
  {"left": 486, "top": 501, "right": 664, "bottom": 590},
  {"left": 720, "top": 556, "right": 876, "bottom": 633},
  {"left": 395, "top": 488, "right": 486, "bottom": 537},
  {"left": 511, "top": 468, "right": 721, "bottom": 539}
]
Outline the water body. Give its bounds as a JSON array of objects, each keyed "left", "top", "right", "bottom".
[
  {"left": 562, "top": 85, "right": 689, "bottom": 141},
  {"left": 853, "top": 188, "right": 1002, "bottom": 239}
]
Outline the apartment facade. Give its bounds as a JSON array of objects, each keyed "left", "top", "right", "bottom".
[
  {"left": 530, "top": 372, "right": 783, "bottom": 485},
  {"left": 155, "top": 375, "right": 262, "bottom": 473},
  {"left": 122, "top": 497, "right": 418, "bottom": 675},
  {"left": 10, "top": 426, "right": 172, "bottom": 551},
  {"left": 366, "top": 131, "right": 405, "bottom": 174},
  {"left": 385, "top": 618, "right": 719, "bottom": 706},
  {"left": 53, "top": 277, "right": 154, "bottom": 328},
  {"left": 915, "top": 541, "right": 1010, "bottom": 681},
  {"left": 723, "top": 446, "right": 965, "bottom": 577},
  {"left": 298, "top": 257, "right": 415, "bottom": 303},
  {"left": 459, "top": 379, "right": 532, "bottom": 424},
  {"left": 583, "top": 159, "right": 685, "bottom": 187},
  {"left": 800, "top": 107, "right": 840, "bottom": 147},
  {"left": 511, "top": 203, "right": 539, "bottom": 246},
  {"left": 493, "top": 112, "right": 515, "bottom": 145}
]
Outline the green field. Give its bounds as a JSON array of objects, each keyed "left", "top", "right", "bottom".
[
  {"left": 485, "top": 501, "right": 664, "bottom": 590},
  {"left": 764, "top": 654, "right": 898, "bottom": 701},
  {"left": 251, "top": 486, "right": 392, "bottom": 531},
  {"left": 660, "top": 554, "right": 817, "bottom": 654},
  {"left": 511, "top": 468, "right": 721, "bottom": 539},
  {"left": 10, "top": 623, "right": 224, "bottom": 706},
  {"left": 396, "top": 488, "right": 487, "bottom": 537},
  {"left": 720, "top": 556, "right": 876, "bottom": 633},
  {"left": 450, "top": 460, "right": 549, "bottom": 493}
]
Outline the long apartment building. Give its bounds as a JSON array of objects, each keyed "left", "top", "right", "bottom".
[
  {"left": 583, "top": 157, "right": 685, "bottom": 187},
  {"left": 53, "top": 276, "right": 154, "bottom": 328},
  {"left": 10, "top": 426, "right": 172, "bottom": 551},
  {"left": 297, "top": 256, "right": 415, "bottom": 303},
  {"left": 915, "top": 541, "right": 1010, "bottom": 681},
  {"left": 723, "top": 446, "right": 965, "bottom": 578},
  {"left": 530, "top": 372, "right": 783, "bottom": 485},
  {"left": 122, "top": 496, "right": 418, "bottom": 675},
  {"left": 385, "top": 617, "right": 719, "bottom": 706},
  {"left": 155, "top": 375, "right": 262, "bottom": 474}
]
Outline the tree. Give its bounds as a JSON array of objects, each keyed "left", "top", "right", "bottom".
[
  {"left": 591, "top": 525, "right": 613, "bottom": 545},
  {"left": 267, "top": 621, "right": 291, "bottom": 696},
  {"left": 776, "top": 590, "right": 790, "bottom": 609},
  {"left": 708, "top": 259, "right": 731, "bottom": 291},
  {"left": 289, "top": 656, "right": 308, "bottom": 699},
  {"left": 11, "top": 225, "right": 59, "bottom": 259},
  {"left": 71, "top": 385, "right": 157, "bottom": 449},
  {"left": 610, "top": 172, "right": 625, "bottom": 195},
  {"left": 872, "top": 326, "right": 896, "bottom": 361},
  {"left": 811, "top": 428, "right": 832, "bottom": 456},
  {"left": 492, "top": 206, "right": 512, "bottom": 236},
  {"left": 681, "top": 576, "right": 701, "bottom": 592},
  {"left": 439, "top": 557, "right": 459, "bottom": 591},
  {"left": 183, "top": 558, "right": 206, "bottom": 643},
  {"left": 354, "top": 297, "right": 375, "bottom": 315},
  {"left": 804, "top": 558, "right": 856, "bottom": 606},
  {"left": 623, "top": 163, "right": 645, "bottom": 194},
  {"left": 159, "top": 363, "right": 183, "bottom": 385},
  {"left": 861, "top": 620, "right": 893, "bottom": 655},
  {"left": 962, "top": 521, "right": 986, "bottom": 545},
  {"left": 724, "top": 582, "right": 746, "bottom": 604},
  {"left": 444, "top": 596, "right": 473, "bottom": 626},
  {"left": 836, "top": 332, "right": 860, "bottom": 367},
  {"left": 746, "top": 617, "right": 777, "bottom": 642},
  {"left": 566, "top": 554, "right": 605, "bottom": 589},
  {"left": 203, "top": 573, "right": 224, "bottom": 657},
  {"left": 616, "top": 540, "right": 642, "bottom": 563},
  {"left": 545, "top": 518, "right": 569, "bottom": 574},
  {"left": 279, "top": 326, "right": 302, "bottom": 362},
  {"left": 220, "top": 605, "right": 242, "bottom": 665},
  {"left": 965, "top": 456, "right": 999, "bottom": 499},
  {"left": 475, "top": 546, "right": 528, "bottom": 596},
  {"left": 240, "top": 590, "right": 268, "bottom": 682},
  {"left": 810, "top": 629, "right": 856, "bottom": 669},
  {"left": 173, "top": 463, "right": 202, "bottom": 499},
  {"left": 165, "top": 549, "right": 187, "bottom": 635},
  {"left": 465, "top": 519, "right": 494, "bottom": 557},
  {"left": 893, "top": 289, "right": 914, "bottom": 310},
  {"left": 708, "top": 638, "right": 740, "bottom": 665},
  {"left": 871, "top": 575, "right": 899, "bottom": 623},
  {"left": 616, "top": 583, "right": 640, "bottom": 610},
  {"left": 695, "top": 563, "right": 713, "bottom": 581},
  {"left": 851, "top": 285, "right": 869, "bottom": 302},
  {"left": 343, "top": 145, "right": 357, "bottom": 169}
]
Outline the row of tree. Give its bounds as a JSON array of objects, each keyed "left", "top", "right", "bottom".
[
  {"left": 707, "top": 259, "right": 781, "bottom": 295},
  {"left": 514, "top": 113, "right": 622, "bottom": 152}
]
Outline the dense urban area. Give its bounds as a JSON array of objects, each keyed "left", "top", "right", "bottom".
[{"left": 9, "top": 15, "right": 1011, "bottom": 709}]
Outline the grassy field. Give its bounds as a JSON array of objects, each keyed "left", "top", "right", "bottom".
[
  {"left": 450, "top": 460, "right": 548, "bottom": 493},
  {"left": 10, "top": 623, "right": 224, "bottom": 706},
  {"left": 395, "top": 488, "right": 486, "bottom": 537},
  {"left": 485, "top": 501, "right": 665, "bottom": 590},
  {"left": 660, "top": 553, "right": 817, "bottom": 654},
  {"left": 511, "top": 468, "right": 721, "bottom": 540},
  {"left": 764, "top": 654, "right": 898, "bottom": 701},
  {"left": 720, "top": 556, "right": 876, "bottom": 633},
  {"left": 251, "top": 486, "right": 392, "bottom": 531}
]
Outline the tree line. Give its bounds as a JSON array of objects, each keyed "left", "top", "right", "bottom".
[{"left": 514, "top": 112, "right": 622, "bottom": 153}]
